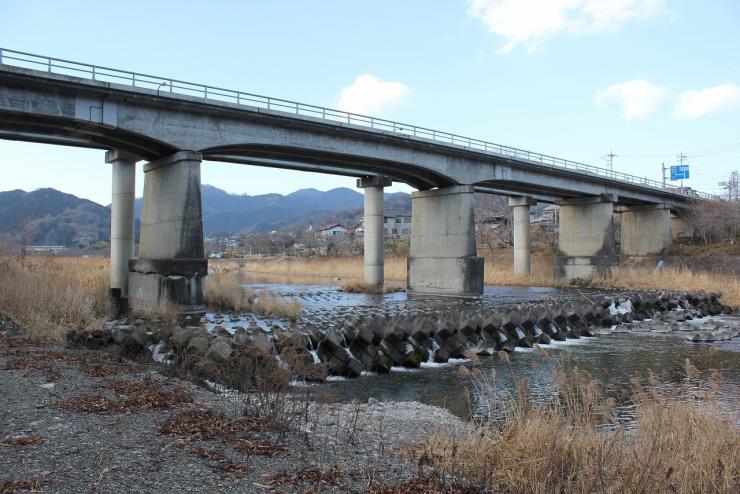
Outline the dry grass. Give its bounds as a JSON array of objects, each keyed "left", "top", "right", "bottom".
[
  {"left": 237, "top": 256, "right": 407, "bottom": 282},
  {"left": 204, "top": 270, "right": 256, "bottom": 312},
  {"left": 204, "top": 269, "right": 302, "bottom": 320},
  {"left": 339, "top": 279, "right": 398, "bottom": 294},
  {"left": 0, "top": 256, "right": 109, "bottom": 342},
  {"left": 595, "top": 265, "right": 740, "bottom": 307},
  {"left": 408, "top": 352, "right": 740, "bottom": 494},
  {"left": 254, "top": 291, "right": 303, "bottom": 321},
  {"left": 234, "top": 252, "right": 739, "bottom": 306}
]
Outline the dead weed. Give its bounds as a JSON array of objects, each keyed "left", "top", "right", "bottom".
[
  {"left": 1, "top": 435, "right": 43, "bottom": 448},
  {"left": 0, "top": 478, "right": 52, "bottom": 494},
  {"left": 264, "top": 466, "right": 347, "bottom": 488},
  {"left": 55, "top": 378, "right": 193, "bottom": 414}
]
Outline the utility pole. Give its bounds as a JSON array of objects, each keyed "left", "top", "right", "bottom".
[
  {"left": 677, "top": 152, "right": 687, "bottom": 188},
  {"left": 719, "top": 170, "right": 739, "bottom": 201},
  {"left": 603, "top": 149, "right": 616, "bottom": 174},
  {"left": 661, "top": 162, "right": 667, "bottom": 187}
]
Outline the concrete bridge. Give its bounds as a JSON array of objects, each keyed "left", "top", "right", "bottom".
[{"left": 0, "top": 48, "right": 711, "bottom": 313}]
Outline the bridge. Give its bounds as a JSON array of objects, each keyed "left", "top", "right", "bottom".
[{"left": 0, "top": 48, "right": 710, "bottom": 312}]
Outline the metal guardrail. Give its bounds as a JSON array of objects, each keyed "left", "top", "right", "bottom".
[{"left": 0, "top": 47, "right": 716, "bottom": 200}]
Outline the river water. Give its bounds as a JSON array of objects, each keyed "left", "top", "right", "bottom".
[{"left": 223, "top": 274, "right": 740, "bottom": 420}]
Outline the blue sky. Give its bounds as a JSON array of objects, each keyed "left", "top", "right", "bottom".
[{"left": 1, "top": 0, "right": 739, "bottom": 204}]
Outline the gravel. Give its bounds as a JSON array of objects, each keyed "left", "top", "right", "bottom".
[{"left": 0, "top": 316, "right": 466, "bottom": 493}]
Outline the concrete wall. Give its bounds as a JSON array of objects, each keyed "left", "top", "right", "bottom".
[
  {"left": 621, "top": 206, "right": 672, "bottom": 256},
  {"left": 407, "top": 186, "right": 483, "bottom": 296},
  {"left": 554, "top": 196, "right": 618, "bottom": 279}
]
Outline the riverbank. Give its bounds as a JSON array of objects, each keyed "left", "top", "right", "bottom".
[
  {"left": 0, "top": 319, "right": 470, "bottom": 493},
  {"left": 3, "top": 312, "right": 738, "bottom": 493}
]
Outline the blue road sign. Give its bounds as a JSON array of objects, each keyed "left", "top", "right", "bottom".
[{"left": 670, "top": 164, "right": 689, "bottom": 180}]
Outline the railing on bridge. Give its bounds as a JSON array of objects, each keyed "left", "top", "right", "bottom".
[{"left": 0, "top": 47, "right": 716, "bottom": 200}]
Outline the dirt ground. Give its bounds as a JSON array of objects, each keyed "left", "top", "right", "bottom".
[{"left": 0, "top": 316, "right": 470, "bottom": 494}]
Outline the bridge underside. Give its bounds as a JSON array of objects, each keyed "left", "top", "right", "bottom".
[{"left": 0, "top": 62, "right": 699, "bottom": 307}]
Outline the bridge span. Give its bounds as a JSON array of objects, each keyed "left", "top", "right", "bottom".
[{"left": 0, "top": 48, "right": 710, "bottom": 312}]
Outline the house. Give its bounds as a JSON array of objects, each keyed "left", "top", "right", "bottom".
[
  {"left": 539, "top": 204, "right": 560, "bottom": 225},
  {"left": 384, "top": 211, "right": 412, "bottom": 237},
  {"left": 357, "top": 210, "right": 412, "bottom": 237},
  {"left": 26, "top": 245, "right": 65, "bottom": 254},
  {"left": 318, "top": 223, "right": 348, "bottom": 239}
]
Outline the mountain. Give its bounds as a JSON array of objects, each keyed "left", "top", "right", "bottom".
[
  {"left": 0, "top": 186, "right": 412, "bottom": 244},
  {"left": 0, "top": 188, "right": 112, "bottom": 247},
  {"left": 134, "top": 185, "right": 409, "bottom": 234}
]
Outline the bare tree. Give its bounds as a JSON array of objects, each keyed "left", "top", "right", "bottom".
[{"left": 681, "top": 200, "right": 740, "bottom": 245}]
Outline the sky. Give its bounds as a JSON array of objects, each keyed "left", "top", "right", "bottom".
[{"left": 1, "top": 0, "right": 739, "bottom": 204}]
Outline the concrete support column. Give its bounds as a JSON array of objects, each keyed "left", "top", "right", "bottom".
[
  {"left": 357, "top": 176, "right": 392, "bottom": 287},
  {"left": 407, "top": 185, "right": 483, "bottom": 296},
  {"left": 106, "top": 149, "right": 137, "bottom": 311},
  {"left": 128, "top": 151, "right": 206, "bottom": 315},
  {"left": 620, "top": 205, "right": 672, "bottom": 256},
  {"left": 670, "top": 214, "right": 694, "bottom": 240},
  {"left": 554, "top": 194, "right": 618, "bottom": 280},
  {"left": 508, "top": 196, "right": 536, "bottom": 276}
]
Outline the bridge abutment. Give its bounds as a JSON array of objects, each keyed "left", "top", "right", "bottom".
[
  {"left": 407, "top": 186, "right": 483, "bottom": 296},
  {"left": 620, "top": 204, "right": 672, "bottom": 256},
  {"left": 508, "top": 196, "right": 536, "bottom": 276},
  {"left": 128, "top": 151, "right": 206, "bottom": 315},
  {"left": 553, "top": 195, "right": 618, "bottom": 280},
  {"left": 107, "top": 150, "right": 137, "bottom": 314},
  {"left": 358, "top": 176, "right": 392, "bottom": 288}
]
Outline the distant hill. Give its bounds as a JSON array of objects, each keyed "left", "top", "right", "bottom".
[
  {"left": 0, "top": 188, "right": 112, "bottom": 247},
  {"left": 0, "top": 185, "right": 412, "bottom": 243},
  {"left": 135, "top": 185, "right": 409, "bottom": 234}
]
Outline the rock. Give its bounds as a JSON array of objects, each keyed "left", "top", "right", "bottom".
[
  {"left": 170, "top": 326, "right": 193, "bottom": 349},
  {"left": 130, "top": 327, "right": 150, "bottom": 348},
  {"left": 187, "top": 335, "right": 210, "bottom": 354},
  {"left": 213, "top": 325, "right": 230, "bottom": 337},
  {"left": 207, "top": 337, "right": 232, "bottom": 363},
  {"left": 253, "top": 332, "right": 275, "bottom": 354}
]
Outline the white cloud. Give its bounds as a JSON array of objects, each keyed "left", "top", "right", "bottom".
[
  {"left": 673, "top": 84, "right": 740, "bottom": 119},
  {"left": 594, "top": 79, "right": 668, "bottom": 120},
  {"left": 468, "top": 0, "right": 664, "bottom": 53},
  {"left": 337, "top": 74, "right": 410, "bottom": 115}
]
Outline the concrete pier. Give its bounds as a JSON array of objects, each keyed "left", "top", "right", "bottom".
[
  {"left": 357, "top": 176, "right": 392, "bottom": 287},
  {"left": 128, "top": 151, "right": 206, "bottom": 314},
  {"left": 508, "top": 196, "right": 535, "bottom": 276},
  {"left": 621, "top": 205, "right": 672, "bottom": 256},
  {"left": 106, "top": 149, "right": 137, "bottom": 311},
  {"left": 407, "top": 185, "right": 483, "bottom": 296},
  {"left": 553, "top": 195, "right": 618, "bottom": 280}
]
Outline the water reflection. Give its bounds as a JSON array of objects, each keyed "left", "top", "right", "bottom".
[{"left": 315, "top": 331, "right": 739, "bottom": 419}]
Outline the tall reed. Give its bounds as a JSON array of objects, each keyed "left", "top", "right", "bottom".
[
  {"left": 415, "top": 351, "right": 739, "bottom": 493},
  {"left": 0, "top": 256, "right": 110, "bottom": 341}
]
